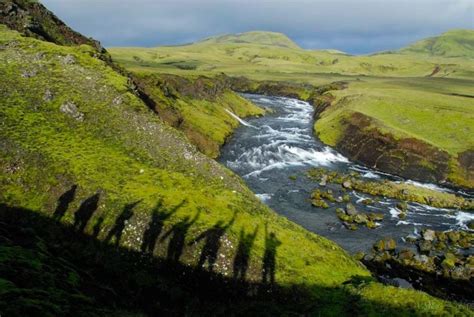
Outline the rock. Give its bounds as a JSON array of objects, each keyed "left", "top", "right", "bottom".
[
  {"left": 112, "top": 96, "right": 123, "bottom": 105},
  {"left": 458, "top": 237, "right": 471, "bottom": 249},
  {"left": 436, "top": 231, "right": 447, "bottom": 242},
  {"left": 345, "top": 203, "right": 358, "bottom": 216},
  {"left": 361, "top": 198, "right": 373, "bottom": 205},
  {"left": 353, "top": 213, "right": 369, "bottom": 224},
  {"left": 441, "top": 253, "right": 458, "bottom": 270},
  {"left": 311, "top": 198, "right": 329, "bottom": 209},
  {"left": 43, "top": 89, "right": 53, "bottom": 102},
  {"left": 336, "top": 196, "right": 343, "bottom": 203},
  {"left": 353, "top": 252, "right": 365, "bottom": 261},
  {"left": 62, "top": 54, "right": 76, "bottom": 65},
  {"left": 21, "top": 69, "right": 37, "bottom": 78},
  {"left": 396, "top": 201, "right": 408, "bottom": 212},
  {"left": 398, "top": 249, "right": 415, "bottom": 261},
  {"left": 447, "top": 231, "right": 460, "bottom": 243},
  {"left": 366, "top": 220, "right": 377, "bottom": 229},
  {"left": 398, "top": 212, "right": 407, "bottom": 219},
  {"left": 422, "top": 229, "right": 436, "bottom": 241},
  {"left": 418, "top": 240, "right": 433, "bottom": 254},
  {"left": 319, "top": 174, "right": 328, "bottom": 186},
  {"left": 401, "top": 189, "right": 409, "bottom": 196},
  {"left": 374, "top": 238, "right": 396, "bottom": 252},
  {"left": 60, "top": 101, "right": 84, "bottom": 121},
  {"left": 342, "top": 194, "right": 350, "bottom": 202},
  {"left": 413, "top": 254, "right": 430, "bottom": 264},
  {"left": 342, "top": 180, "right": 352, "bottom": 189},
  {"left": 343, "top": 222, "right": 358, "bottom": 230},
  {"left": 467, "top": 220, "right": 474, "bottom": 230},
  {"left": 368, "top": 213, "right": 384, "bottom": 221}
]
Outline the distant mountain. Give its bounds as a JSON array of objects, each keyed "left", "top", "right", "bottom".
[
  {"left": 197, "top": 31, "right": 301, "bottom": 49},
  {"left": 398, "top": 29, "right": 474, "bottom": 58}
]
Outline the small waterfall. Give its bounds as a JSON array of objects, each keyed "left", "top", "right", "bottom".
[{"left": 225, "top": 109, "right": 258, "bottom": 129}]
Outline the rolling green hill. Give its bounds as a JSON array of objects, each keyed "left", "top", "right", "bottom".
[
  {"left": 398, "top": 29, "right": 474, "bottom": 58},
  {"left": 197, "top": 31, "right": 301, "bottom": 49}
]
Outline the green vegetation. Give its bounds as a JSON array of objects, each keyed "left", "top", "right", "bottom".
[
  {"left": 1, "top": 20, "right": 472, "bottom": 315},
  {"left": 197, "top": 31, "right": 301, "bottom": 49},
  {"left": 308, "top": 168, "right": 474, "bottom": 210},
  {"left": 110, "top": 30, "right": 474, "bottom": 188},
  {"left": 133, "top": 73, "right": 264, "bottom": 158},
  {"left": 397, "top": 29, "right": 474, "bottom": 58}
]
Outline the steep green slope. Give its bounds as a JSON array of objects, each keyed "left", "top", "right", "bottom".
[
  {"left": 198, "top": 31, "right": 301, "bottom": 49},
  {"left": 398, "top": 29, "right": 474, "bottom": 58},
  {"left": 132, "top": 73, "right": 264, "bottom": 158},
  {"left": 0, "top": 18, "right": 472, "bottom": 317},
  {"left": 314, "top": 77, "right": 474, "bottom": 188}
]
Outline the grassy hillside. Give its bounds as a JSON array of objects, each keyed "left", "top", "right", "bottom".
[
  {"left": 109, "top": 30, "right": 474, "bottom": 80},
  {"left": 397, "top": 29, "right": 474, "bottom": 58},
  {"left": 1, "top": 20, "right": 472, "bottom": 316},
  {"left": 197, "top": 31, "right": 301, "bottom": 49}
]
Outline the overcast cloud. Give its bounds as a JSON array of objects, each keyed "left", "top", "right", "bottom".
[{"left": 40, "top": 0, "right": 473, "bottom": 54}]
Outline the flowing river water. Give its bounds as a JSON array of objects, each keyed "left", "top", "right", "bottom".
[{"left": 219, "top": 94, "right": 474, "bottom": 254}]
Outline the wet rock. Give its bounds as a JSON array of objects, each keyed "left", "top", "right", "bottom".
[
  {"left": 336, "top": 196, "right": 343, "bottom": 203},
  {"left": 353, "top": 213, "right": 369, "bottom": 224},
  {"left": 319, "top": 174, "right": 328, "bottom": 186},
  {"left": 468, "top": 220, "right": 474, "bottom": 230},
  {"left": 345, "top": 203, "right": 358, "bottom": 216},
  {"left": 447, "top": 231, "right": 460, "bottom": 243},
  {"left": 396, "top": 201, "right": 408, "bottom": 212},
  {"left": 60, "top": 101, "right": 84, "bottom": 121},
  {"left": 342, "top": 180, "right": 352, "bottom": 189},
  {"left": 374, "top": 238, "right": 396, "bottom": 252},
  {"left": 418, "top": 240, "right": 433, "bottom": 254},
  {"left": 343, "top": 222, "right": 358, "bottom": 230},
  {"left": 441, "top": 253, "right": 458, "bottom": 270},
  {"left": 422, "top": 229, "right": 436, "bottom": 241},
  {"left": 342, "top": 194, "right": 350, "bottom": 202},
  {"left": 361, "top": 198, "right": 373, "bottom": 205},
  {"left": 368, "top": 213, "right": 384, "bottom": 221},
  {"left": 398, "top": 249, "right": 415, "bottom": 261}
]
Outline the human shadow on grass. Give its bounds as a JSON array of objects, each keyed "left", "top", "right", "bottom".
[
  {"left": 262, "top": 223, "right": 282, "bottom": 285},
  {"left": 104, "top": 200, "right": 141, "bottom": 246},
  {"left": 73, "top": 192, "right": 100, "bottom": 232},
  {"left": 160, "top": 207, "right": 199, "bottom": 262},
  {"left": 53, "top": 184, "right": 77, "bottom": 221},
  {"left": 141, "top": 199, "right": 185, "bottom": 253},
  {"left": 233, "top": 226, "right": 259, "bottom": 281},
  {"left": 0, "top": 203, "right": 458, "bottom": 317},
  {"left": 190, "top": 212, "right": 236, "bottom": 272}
]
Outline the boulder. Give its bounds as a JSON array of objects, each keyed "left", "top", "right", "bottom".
[
  {"left": 396, "top": 201, "right": 408, "bottom": 212},
  {"left": 342, "top": 180, "right": 352, "bottom": 189},
  {"left": 345, "top": 203, "right": 358, "bottom": 216},
  {"left": 60, "top": 101, "right": 84, "bottom": 121},
  {"left": 447, "top": 231, "right": 461, "bottom": 243},
  {"left": 418, "top": 240, "right": 433, "bottom": 254},
  {"left": 374, "top": 238, "right": 396, "bottom": 252},
  {"left": 468, "top": 220, "right": 474, "bottom": 230},
  {"left": 422, "top": 229, "right": 436, "bottom": 241}
]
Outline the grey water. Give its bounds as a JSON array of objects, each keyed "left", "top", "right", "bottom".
[{"left": 219, "top": 94, "right": 474, "bottom": 253}]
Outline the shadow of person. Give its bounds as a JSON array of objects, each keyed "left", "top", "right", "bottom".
[
  {"left": 161, "top": 209, "right": 200, "bottom": 263},
  {"left": 262, "top": 224, "right": 281, "bottom": 285},
  {"left": 92, "top": 216, "right": 104, "bottom": 238},
  {"left": 191, "top": 213, "right": 236, "bottom": 272},
  {"left": 73, "top": 193, "right": 100, "bottom": 232},
  {"left": 233, "top": 226, "right": 258, "bottom": 281},
  {"left": 53, "top": 185, "right": 77, "bottom": 221},
  {"left": 141, "top": 199, "right": 185, "bottom": 253},
  {"left": 104, "top": 201, "right": 141, "bottom": 246}
]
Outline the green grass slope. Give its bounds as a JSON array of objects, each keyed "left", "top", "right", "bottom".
[
  {"left": 398, "top": 29, "right": 474, "bottom": 58},
  {"left": 1, "top": 24, "right": 472, "bottom": 316},
  {"left": 197, "top": 31, "right": 301, "bottom": 49}
]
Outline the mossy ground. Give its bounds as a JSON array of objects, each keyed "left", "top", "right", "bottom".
[{"left": 1, "top": 24, "right": 472, "bottom": 315}]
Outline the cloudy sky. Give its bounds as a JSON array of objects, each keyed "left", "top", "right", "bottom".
[{"left": 41, "top": 0, "right": 473, "bottom": 54}]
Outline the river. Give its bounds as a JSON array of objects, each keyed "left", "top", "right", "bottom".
[{"left": 219, "top": 94, "right": 474, "bottom": 253}]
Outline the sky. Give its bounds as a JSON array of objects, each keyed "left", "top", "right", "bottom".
[{"left": 41, "top": 0, "right": 473, "bottom": 54}]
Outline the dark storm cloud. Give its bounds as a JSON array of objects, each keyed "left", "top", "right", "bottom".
[{"left": 41, "top": 0, "right": 473, "bottom": 54}]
